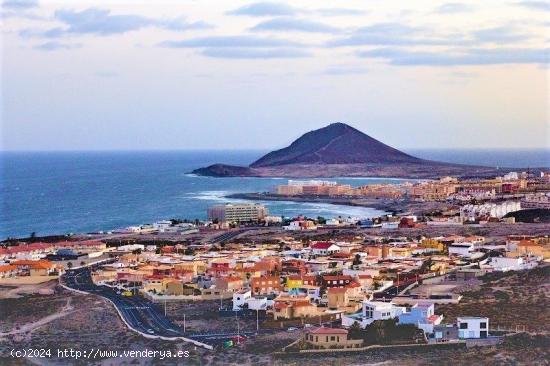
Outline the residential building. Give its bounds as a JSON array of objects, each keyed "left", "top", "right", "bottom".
[
  {"left": 214, "top": 276, "right": 244, "bottom": 292},
  {"left": 310, "top": 242, "right": 341, "bottom": 256},
  {"left": 342, "top": 300, "right": 404, "bottom": 328},
  {"left": 322, "top": 275, "right": 353, "bottom": 288},
  {"left": 490, "top": 256, "right": 540, "bottom": 272},
  {"left": 251, "top": 275, "right": 282, "bottom": 295},
  {"left": 398, "top": 303, "right": 443, "bottom": 333},
  {"left": 207, "top": 203, "right": 268, "bottom": 223},
  {"left": 457, "top": 317, "right": 489, "bottom": 339},
  {"left": 304, "top": 328, "right": 363, "bottom": 349},
  {"left": 327, "top": 287, "right": 349, "bottom": 309}
]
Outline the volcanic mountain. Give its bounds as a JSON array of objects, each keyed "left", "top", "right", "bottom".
[
  {"left": 250, "top": 122, "right": 421, "bottom": 167},
  {"left": 191, "top": 122, "right": 520, "bottom": 178}
]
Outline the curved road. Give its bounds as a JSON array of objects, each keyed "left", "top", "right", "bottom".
[{"left": 62, "top": 266, "right": 213, "bottom": 348}]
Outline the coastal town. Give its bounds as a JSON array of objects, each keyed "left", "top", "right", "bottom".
[{"left": 1, "top": 169, "right": 549, "bottom": 364}]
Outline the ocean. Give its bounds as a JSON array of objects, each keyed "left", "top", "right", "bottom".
[{"left": 1, "top": 149, "right": 548, "bottom": 239}]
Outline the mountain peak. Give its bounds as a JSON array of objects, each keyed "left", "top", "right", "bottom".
[{"left": 250, "top": 122, "right": 421, "bottom": 168}]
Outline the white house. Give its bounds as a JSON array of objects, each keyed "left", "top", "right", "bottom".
[
  {"left": 310, "top": 242, "right": 341, "bottom": 256},
  {"left": 457, "top": 317, "right": 489, "bottom": 339},
  {"left": 448, "top": 242, "right": 476, "bottom": 257},
  {"left": 232, "top": 290, "right": 269, "bottom": 311},
  {"left": 490, "top": 256, "right": 540, "bottom": 272},
  {"left": 247, "top": 296, "right": 268, "bottom": 310},
  {"left": 232, "top": 290, "right": 251, "bottom": 310},
  {"left": 342, "top": 300, "right": 404, "bottom": 328},
  {"left": 381, "top": 222, "right": 399, "bottom": 230},
  {"left": 398, "top": 303, "right": 443, "bottom": 334}
]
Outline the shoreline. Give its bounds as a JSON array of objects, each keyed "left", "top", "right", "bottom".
[{"left": 225, "top": 192, "right": 450, "bottom": 216}]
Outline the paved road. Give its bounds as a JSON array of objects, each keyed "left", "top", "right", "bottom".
[
  {"left": 207, "top": 229, "right": 249, "bottom": 244},
  {"left": 62, "top": 267, "right": 194, "bottom": 339}
]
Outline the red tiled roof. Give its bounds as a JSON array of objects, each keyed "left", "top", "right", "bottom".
[
  {"left": 12, "top": 260, "right": 54, "bottom": 270},
  {"left": 311, "top": 242, "right": 334, "bottom": 250},
  {"left": 323, "top": 275, "right": 352, "bottom": 281},
  {"left": 223, "top": 276, "right": 242, "bottom": 282},
  {"left": 428, "top": 315, "right": 442, "bottom": 323},
  {"left": 0, "top": 265, "right": 16, "bottom": 272}
]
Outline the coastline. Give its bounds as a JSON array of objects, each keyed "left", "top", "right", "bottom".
[{"left": 226, "top": 192, "right": 450, "bottom": 216}]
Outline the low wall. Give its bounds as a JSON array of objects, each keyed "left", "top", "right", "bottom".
[
  {"left": 278, "top": 341, "right": 467, "bottom": 356},
  {"left": 143, "top": 291, "right": 233, "bottom": 302},
  {"left": 0, "top": 275, "right": 58, "bottom": 285}
]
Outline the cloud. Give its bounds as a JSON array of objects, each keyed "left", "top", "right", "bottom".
[
  {"left": 20, "top": 7, "right": 211, "bottom": 38},
  {"left": 315, "top": 8, "right": 366, "bottom": 16},
  {"left": 326, "top": 23, "right": 462, "bottom": 47},
  {"left": 201, "top": 47, "right": 310, "bottom": 59},
  {"left": 159, "top": 35, "right": 304, "bottom": 48},
  {"left": 227, "top": 2, "right": 365, "bottom": 18},
  {"left": 515, "top": 1, "right": 550, "bottom": 11},
  {"left": 357, "top": 47, "right": 549, "bottom": 66},
  {"left": 2, "top": 0, "right": 37, "bottom": 9},
  {"left": 159, "top": 34, "right": 310, "bottom": 59},
  {"left": 473, "top": 26, "right": 530, "bottom": 43},
  {"left": 322, "top": 65, "right": 368, "bottom": 75},
  {"left": 1, "top": 0, "right": 44, "bottom": 20},
  {"left": 32, "top": 41, "right": 81, "bottom": 51},
  {"left": 327, "top": 22, "right": 534, "bottom": 48},
  {"left": 250, "top": 17, "right": 341, "bottom": 33},
  {"left": 227, "top": 2, "right": 299, "bottom": 17},
  {"left": 436, "top": 3, "right": 473, "bottom": 13}
]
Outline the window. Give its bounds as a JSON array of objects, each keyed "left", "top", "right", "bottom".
[
  {"left": 480, "top": 331, "right": 487, "bottom": 338},
  {"left": 480, "top": 322, "right": 487, "bottom": 329},
  {"left": 459, "top": 322, "right": 468, "bottom": 329},
  {"left": 330, "top": 336, "right": 335, "bottom": 341},
  {"left": 365, "top": 306, "right": 373, "bottom": 318}
]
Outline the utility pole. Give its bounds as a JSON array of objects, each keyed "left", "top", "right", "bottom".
[
  {"left": 236, "top": 311, "right": 240, "bottom": 345},
  {"left": 256, "top": 309, "right": 259, "bottom": 332},
  {"left": 183, "top": 314, "right": 186, "bottom": 333},
  {"left": 164, "top": 299, "right": 167, "bottom": 317},
  {"left": 397, "top": 271, "right": 400, "bottom": 293}
]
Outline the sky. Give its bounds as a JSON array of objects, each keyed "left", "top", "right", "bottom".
[{"left": 1, "top": 0, "right": 549, "bottom": 151}]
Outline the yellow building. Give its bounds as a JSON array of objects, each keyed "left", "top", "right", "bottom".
[
  {"left": 515, "top": 240, "right": 550, "bottom": 259},
  {"left": 286, "top": 276, "right": 303, "bottom": 289},
  {"left": 327, "top": 287, "right": 349, "bottom": 309},
  {"left": 304, "top": 328, "right": 363, "bottom": 349},
  {"left": 421, "top": 238, "right": 445, "bottom": 252}
]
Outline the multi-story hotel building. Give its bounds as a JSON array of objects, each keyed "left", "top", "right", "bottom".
[{"left": 207, "top": 203, "right": 268, "bottom": 223}]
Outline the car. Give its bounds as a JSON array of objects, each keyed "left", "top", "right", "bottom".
[
  {"left": 287, "top": 327, "right": 298, "bottom": 332},
  {"left": 304, "top": 324, "right": 313, "bottom": 328},
  {"left": 146, "top": 329, "right": 154, "bottom": 334}
]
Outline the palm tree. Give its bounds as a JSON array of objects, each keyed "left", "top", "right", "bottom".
[{"left": 67, "top": 262, "right": 73, "bottom": 269}]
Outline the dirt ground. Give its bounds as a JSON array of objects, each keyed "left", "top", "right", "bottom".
[
  {"left": 0, "top": 280, "right": 57, "bottom": 299},
  {"left": 436, "top": 265, "right": 550, "bottom": 333},
  {"left": 1, "top": 266, "right": 549, "bottom": 365}
]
